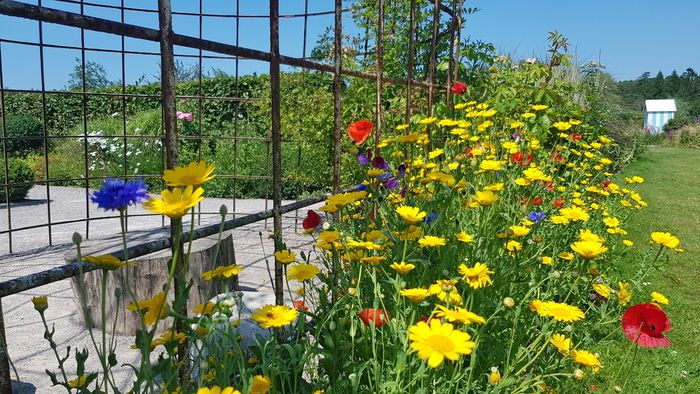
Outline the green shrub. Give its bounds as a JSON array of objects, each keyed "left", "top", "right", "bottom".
[
  {"left": 663, "top": 117, "right": 692, "bottom": 132},
  {"left": 0, "top": 158, "right": 35, "bottom": 202},
  {"left": 3, "top": 114, "right": 44, "bottom": 156}
]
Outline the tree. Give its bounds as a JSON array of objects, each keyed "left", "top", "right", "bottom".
[{"left": 67, "top": 58, "right": 112, "bottom": 90}]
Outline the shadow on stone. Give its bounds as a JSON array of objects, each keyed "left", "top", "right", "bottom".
[{"left": 12, "top": 380, "right": 36, "bottom": 394}]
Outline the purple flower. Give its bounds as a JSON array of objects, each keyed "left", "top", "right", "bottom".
[
  {"left": 91, "top": 178, "right": 148, "bottom": 211},
  {"left": 512, "top": 131, "right": 522, "bottom": 141},
  {"left": 383, "top": 177, "right": 399, "bottom": 190},
  {"left": 357, "top": 153, "right": 370, "bottom": 165},
  {"left": 371, "top": 156, "right": 388, "bottom": 170},
  {"left": 528, "top": 211, "right": 546, "bottom": 224},
  {"left": 397, "top": 164, "right": 406, "bottom": 178}
]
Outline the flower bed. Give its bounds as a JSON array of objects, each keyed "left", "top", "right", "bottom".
[{"left": 27, "top": 95, "right": 681, "bottom": 393}]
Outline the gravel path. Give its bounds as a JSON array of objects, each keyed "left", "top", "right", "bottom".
[{"left": 0, "top": 186, "right": 323, "bottom": 392}]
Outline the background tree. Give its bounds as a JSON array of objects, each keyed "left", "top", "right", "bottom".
[{"left": 67, "top": 58, "right": 112, "bottom": 90}]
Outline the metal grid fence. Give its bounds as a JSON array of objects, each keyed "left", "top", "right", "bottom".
[{"left": 0, "top": 0, "right": 465, "bottom": 391}]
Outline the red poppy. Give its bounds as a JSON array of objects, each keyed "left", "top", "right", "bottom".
[
  {"left": 530, "top": 196, "right": 543, "bottom": 206},
  {"left": 545, "top": 181, "right": 555, "bottom": 192},
  {"left": 621, "top": 303, "right": 672, "bottom": 348},
  {"left": 348, "top": 120, "right": 373, "bottom": 145},
  {"left": 601, "top": 179, "right": 611, "bottom": 190},
  {"left": 302, "top": 210, "right": 321, "bottom": 232},
  {"left": 358, "top": 308, "right": 390, "bottom": 328},
  {"left": 511, "top": 151, "right": 533, "bottom": 166},
  {"left": 451, "top": 81, "right": 468, "bottom": 94},
  {"left": 571, "top": 133, "right": 582, "bottom": 141},
  {"left": 550, "top": 152, "right": 565, "bottom": 163},
  {"left": 552, "top": 198, "right": 566, "bottom": 208},
  {"left": 293, "top": 299, "right": 309, "bottom": 311}
]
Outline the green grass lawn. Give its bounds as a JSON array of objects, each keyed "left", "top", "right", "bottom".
[{"left": 571, "top": 147, "right": 700, "bottom": 393}]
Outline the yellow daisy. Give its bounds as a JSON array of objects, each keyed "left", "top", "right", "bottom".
[
  {"left": 163, "top": 160, "right": 215, "bottom": 186},
  {"left": 143, "top": 185, "right": 204, "bottom": 219},
  {"left": 251, "top": 305, "right": 299, "bottom": 329},
  {"left": 408, "top": 319, "right": 475, "bottom": 368}
]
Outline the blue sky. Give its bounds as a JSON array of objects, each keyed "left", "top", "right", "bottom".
[{"left": 1, "top": 0, "right": 698, "bottom": 91}]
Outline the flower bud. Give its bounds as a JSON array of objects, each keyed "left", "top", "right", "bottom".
[
  {"left": 72, "top": 232, "right": 83, "bottom": 245},
  {"left": 219, "top": 204, "right": 228, "bottom": 217},
  {"left": 503, "top": 297, "right": 515, "bottom": 308},
  {"left": 32, "top": 296, "right": 48, "bottom": 313},
  {"left": 322, "top": 222, "right": 331, "bottom": 231},
  {"left": 573, "top": 368, "right": 585, "bottom": 380}
]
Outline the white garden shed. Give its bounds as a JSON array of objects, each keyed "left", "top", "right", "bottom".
[{"left": 644, "top": 99, "right": 676, "bottom": 134}]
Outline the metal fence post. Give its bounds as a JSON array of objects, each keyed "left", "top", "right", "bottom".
[
  {"left": 270, "top": 0, "right": 284, "bottom": 306},
  {"left": 374, "top": 0, "right": 384, "bottom": 151},
  {"left": 332, "top": 0, "right": 342, "bottom": 193}
]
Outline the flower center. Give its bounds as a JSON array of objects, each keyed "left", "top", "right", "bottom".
[{"left": 426, "top": 334, "right": 455, "bottom": 353}]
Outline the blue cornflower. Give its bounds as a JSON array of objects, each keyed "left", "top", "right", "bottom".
[
  {"left": 91, "top": 178, "right": 148, "bottom": 211},
  {"left": 423, "top": 212, "right": 438, "bottom": 224},
  {"left": 527, "top": 211, "right": 547, "bottom": 224},
  {"left": 355, "top": 184, "right": 368, "bottom": 191}
]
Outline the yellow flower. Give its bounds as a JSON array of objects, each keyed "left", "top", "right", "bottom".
[
  {"left": 650, "top": 232, "right": 681, "bottom": 249},
  {"left": 127, "top": 291, "right": 168, "bottom": 326},
  {"left": 592, "top": 283, "right": 611, "bottom": 298},
  {"left": 603, "top": 217, "right": 620, "bottom": 227},
  {"left": 531, "top": 104, "right": 549, "bottom": 111},
  {"left": 622, "top": 239, "right": 634, "bottom": 247},
  {"left": 408, "top": 319, "right": 475, "bottom": 368},
  {"left": 251, "top": 305, "right": 299, "bottom": 328},
  {"left": 201, "top": 263, "right": 243, "bottom": 280},
  {"left": 31, "top": 296, "right": 48, "bottom": 313},
  {"left": 522, "top": 167, "right": 552, "bottom": 182},
  {"left": 510, "top": 121, "right": 524, "bottom": 129},
  {"left": 559, "top": 206, "right": 590, "bottom": 222},
  {"left": 507, "top": 225, "right": 530, "bottom": 238},
  {"left": 418, "top": 235, "right": 447, "bottom": 248},
  {"left": 390, "top": 261, "right": 416, "bottom": 274},
  {"left": 571, "top": 240, "right": 608, "bottom": 260},
  {"left": 193, "top": 302, "right": 216, "bottom": 316},
  {"left": 429, "top": 279, "right": 463, "bottom": 305},
  {"left": 553, "top": 121, "right": 572, "bottom": 131},
  {"left": 530, "top": 300, "right": 585, "bottom": 322},
  {"left": 540, "top": 256, "right": 553, "bottom": 266},
  {"left": 287, "top": 263, "right": 320, "bottom": 282},
  {"left": 650, "top": 291, "right": 669, "bottom": 305},
  {"left": 617, "top": 282, "right": 632, "bottom": 305},
  {"left": 400, "top": 288, "right": 431, "bottom": 303},
  {"left": 578, "top": 229, "right": 605, "bottom": 243},
  {"left": 250, "top": 375, "right": 272, "bottom": 394},
  {"left": 557, "top": 251, "right": 575, "bottom": 261},
  {"left": 274, "top": 249, "right": 297, "bottom": 265},
  {"left": 506, "top": 240, "right": 522, "bottom": 255},
  {"left": 472, "top": 190, "right": 498, "bottom": 206},
  {"left": 549, "top": 333, "right": 571, "bottom": 355},
  {"left": 143, "top": 185, "right": 204, "bottom": 219},
  {"left": 458, "top": 262, "right": 494, "bottom": 289},
  {"left": 571, "top": 349, "right": 602, "bottom": 372},
  {"left": 479, "top": 159, "right": 505, "bottom": 172},
  {"left": 550, "top": 215, "right": 570, "bottom": 225},
  {"left": 395, "top": 205, "right": 427, "bottom": 224},
  {"left": 83, "top": 254, "right": 135, "bottom": 270},
  {"left": 456, "top": 231, "right": 475, "bottom": 243},
  {"left": 68, "top": 375, "right": 89, "bottom": 389},
  {"left": 196, "top": 387, "right": 240, "bottom": 394},
  {"left": 135, "top": 330, "right": 187, "bottom": 351},
  {"left": 324, "top": 191, "right": 367, "bottom": 211},
  {"left": 488, "top": 367, "right": 501, "bottom": 385},
  {"left": 163, "top": 160, "right": 215, "bottom": 186},
  {"left": 434, "top": 305, "right": 485, "bottom": 325},
  {"left": 399, "top": 225, "right": 423, "bottom": 241},
  {"left": 521, "top": 112, "right": 535, "bottom": 119},
  {"left": 428, "top": 148, "right": 444, "bottom": 159},
  {"left": 360, "top": 255, "right": 386, "bottom": 265}
]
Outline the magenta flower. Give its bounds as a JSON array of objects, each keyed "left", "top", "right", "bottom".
[{"left": 176, "top": 111, "right": 193, "bottom": 121}]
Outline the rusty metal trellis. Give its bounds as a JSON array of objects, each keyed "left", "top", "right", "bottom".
[{"left": 0, "top": 0, "right": 463, "bottom": 391}]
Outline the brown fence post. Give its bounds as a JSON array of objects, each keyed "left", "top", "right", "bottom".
[
  {"left": 270, "top": 0, "right": 284, "bottom": 306},
  {"left": 157, "top": 0, "right": 187, "bottom": 381},
  {"left": 428, "top": 0, "right": 440, "bottom": 116},
  {"left": 405, "top": 0, "right": 417, "bottom": 124},
  {"left": 374, "top": 0, "right": 385, "bottom": 151},
  {"left": 332, "top": 0, "right": 343, "bottom": 193}
]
